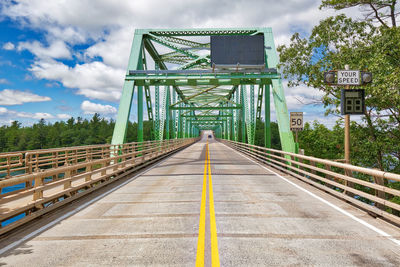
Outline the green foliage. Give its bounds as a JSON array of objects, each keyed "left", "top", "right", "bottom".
[
  {"left": 278, "top": 1, "right": 400, "bottom": 172},
  {"left": 0, "top": 114, "right": 155, "bottom": 153},
  {"left": 254, "top": 120, "right": 281, "bottom": 149},
  {"left": 298, "top": 120, "right": 344, "bottom": 159}
]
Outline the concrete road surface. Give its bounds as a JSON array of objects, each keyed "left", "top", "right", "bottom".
[{"left": 1, "top": 133, "right": 400, "bottom": 266}]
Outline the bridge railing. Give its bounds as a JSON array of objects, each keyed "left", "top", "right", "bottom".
[
  {"left": 220, "top": 139, "right": 400, "bottom": 225},
  {"left": 0, "top": 138, "right": 198, "bottom": 235}
]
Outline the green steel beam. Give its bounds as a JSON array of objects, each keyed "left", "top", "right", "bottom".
[
  {"left": 256, "top": 85, "right": 264, "bottom": 121},
  {"left": 244, "top": 85, "right": 252, "bottom": 144},
  {"left": 146, "top": 28, "right": 261, "bottom": 36},
  {"left": 265, "top": 84, "right": 271, "bottom": 148},
  {"left": 111, "top": 31, "right": 143, "bottom": 145},
  {"left": 154, "top": 63, "right": 160, "bottom": 140},
  {"left": 247, "top": 84, "right": 255, "bottom": 145},
  {"left": 172, "top": 89, "right": 177, "bottom": 139},
  {"left": 147, "top": 34, "right": 199, "bottom": 59},
  {"left": 181, "top": 115, "right": 231, "bottom": 118},
  {"left": 170, "top": 106, "right": 242, "bottom": 110},
  {"left": 138, "top": 84, "right": 144, "bottom": 142},
  {"left": 226, "top": 85, "right": 238, "bottom": 101},
  {"left": 187, "top": 119, "right": 227, "bottom": 122},
  {"left": 126, "top": 72, "right": 278, "bottom": 80},
  {"left": 159, "top": 86, "right": 168, "bottom": 141},
  {"left": 143, "top": 39, "right": 187, "bottom": 104},
  {"left": 160, "top": 36, "right": 208, "bottom": 48},
  {"left": 144, "top": 86, "right": 153, "bottom": 119},
  {"left": 263, "top": 29, "right": 295, "bottom": 153},
  {"left": 178, "top": 102, "right": 183, "bottom": 138},
  {"left": 142, "top": 46, "right": 154, "bottom": 124},
  {"left": 234, "top": 91, "right": 239, "bottom": 141},
  {"left": 171, "top": 85, "right": 218, "bottom": 107},
  {"left": 240, "top": 85, "right": 246, "bottom": 143},
  {"left": 165, "top": 86, "right": 171, "bottom": 140},
  {"left": 126, "top": 78, "right": 272, "bottom": 87}
]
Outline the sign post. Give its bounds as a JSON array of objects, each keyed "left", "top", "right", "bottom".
[
  {"left": 290, "top": 112, "right": 303, "bottom": 144},
  {"left": 343, "top": 65, "right": 351, "bottom": 166},
  {"left": 323, "top": 65, "right": 371, "bottom": 195},
  {"left": 323, "top": 65, "right": 371, "bottom": 165}
]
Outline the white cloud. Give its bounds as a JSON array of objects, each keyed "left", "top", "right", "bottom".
[
  {"left": 0, "top": 0, "right": 367, "bottom": 126},
  {"left": 0, "top": 107, "right": 54, "bottom": 120},
  {"left": 17, "top": 40, "right": 71, "bottom": 60},
  {"left": 30, "top": 112, "right": 54, "bottom": 119},
  {"left": 85, "top": 27, "right": 132, "bottom": 69},
  {"left": 29, "top": 60, "right": 124, "bottom": 102},
  {"left": 3, "top": 42, "right": 15, "bottom": 50},
  {"left": 0, "top": 89, "right": 51, "bottom": 105},
  {"left": 0, "top": 78, "right": 9, "bottom": 84},
  {"left": 57, "top": 113, "right": 71, "bottom": 119},
  {"left": 81, "top": 100, "right": 117, "bottom": 115},
  {"left": 0, "top": 107, "right": 8, "bottom": 114}
]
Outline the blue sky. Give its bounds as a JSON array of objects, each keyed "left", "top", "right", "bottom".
[{"left": 0, "top": 0, "right": 350, "bottom": 127}]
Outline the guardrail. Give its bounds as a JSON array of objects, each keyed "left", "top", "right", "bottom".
[
  {"left": 0, "top": 138, "right": 198, "bottom": 235},
  {"left": 220, "top": 139, "right": 400, "bottom": 225},
  {"left": 0, "top": 143, "right": 120, "bottom": 179}
]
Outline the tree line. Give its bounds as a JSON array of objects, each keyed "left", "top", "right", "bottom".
[
  {"left": 0, "top": 113, "right": 153, "bottom": 152},
  {"left": 0, "top": 114, "right": 398, "bottom": 175}
]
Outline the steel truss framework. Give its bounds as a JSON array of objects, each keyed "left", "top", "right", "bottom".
[{"left": 111, "top": 28, "right": 295, "bottom": 153}]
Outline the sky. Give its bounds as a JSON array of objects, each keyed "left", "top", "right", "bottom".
[{"left": 0, "top": 0, "right": 359, "bottom": 127}]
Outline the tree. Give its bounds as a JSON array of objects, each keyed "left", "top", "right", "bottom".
[
  {"left": 298, "top": 120, "right": 343, "bottom": 159},
  {"left": 277, "top": 0, "right": 400, "bottom": 172},
  {"left": 0, "top": 117, "right": 154, "bottom": 152}
]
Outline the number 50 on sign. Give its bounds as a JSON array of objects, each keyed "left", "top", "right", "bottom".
[{"left": 290, "top": 112, "right": 303, "bottom": 131}]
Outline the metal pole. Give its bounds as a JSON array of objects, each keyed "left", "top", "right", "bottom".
[{"left": 344, "top": 64, "right": 350, "bottom": 164}]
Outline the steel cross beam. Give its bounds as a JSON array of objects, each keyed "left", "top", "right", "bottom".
[
  {"left": 188, "top": 119, "right": 226, "bottom": 122},
  {"left": 171, "top": 85, "right": 218, "bottom": 107},
  {"left": 170, "top": 106, "right": 242, "bottom": 110},
  {"left": 181, "top": 115, "right": 231, "bottom": 118}
]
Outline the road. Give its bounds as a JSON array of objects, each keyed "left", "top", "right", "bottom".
[{"left": 1, "top": 134, "right": 400, "bottom": 266}]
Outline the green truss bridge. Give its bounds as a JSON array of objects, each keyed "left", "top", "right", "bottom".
[
  {"left": 111, "top": 27, "right": 295, "bottom": 152},
  {"left": 0, "top": 28, "right": 400, "bottom": 266}
]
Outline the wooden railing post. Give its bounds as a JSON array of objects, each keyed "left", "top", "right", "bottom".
[
  {"left": 64, "top": 166, "right": 72, "bottom": 193},
  {"left": 33, "top": 169, "right": 44, "bottom": 202},
  {"left": 85, "top": 163, "right": 92, "bottom": 182},
  {"left": 373, "top": 169, "right": 386, "bottom": 210}
]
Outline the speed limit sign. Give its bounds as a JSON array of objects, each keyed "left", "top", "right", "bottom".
[{"left": 290, "top": 112, "right": 303, "bottom": 131}]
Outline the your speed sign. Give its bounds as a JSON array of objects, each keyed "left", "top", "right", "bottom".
[{"left": 290, "top": 112, "right": 303, "bottom": 131}]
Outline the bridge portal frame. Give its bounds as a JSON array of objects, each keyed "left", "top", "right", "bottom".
[{"left": 111, "top": 28, "right": 295, "bottom": 153}]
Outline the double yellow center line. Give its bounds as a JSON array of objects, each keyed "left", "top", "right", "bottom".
[{"left": 196, "top": 142, "right": 220, "bottom": 267}]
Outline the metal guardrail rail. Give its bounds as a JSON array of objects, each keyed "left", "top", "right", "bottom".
[
  {"left": 0, "top": 138, "right": 198, "bottom": 235},
  {"left": 220, "top": 139, "right": 400, "bottom": 225}
]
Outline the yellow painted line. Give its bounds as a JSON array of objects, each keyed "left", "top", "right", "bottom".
[
  {"left": 195, "top": 142, "right": 208, "bottom": 267},
  {"left": 207, "top": 142, "right": 220, "bottom": 267}
]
